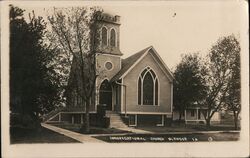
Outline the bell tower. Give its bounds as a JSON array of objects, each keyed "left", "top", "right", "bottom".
[
  {"left": 94, "top": 12, "right": 122, "bottom": 81},
  {"left": 94, "top": 12, "right": 122, "bottom": 56}
]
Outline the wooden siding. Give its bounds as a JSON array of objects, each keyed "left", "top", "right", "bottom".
[{"left": 122, "top": 52, "right": 172, "bottom": 114}]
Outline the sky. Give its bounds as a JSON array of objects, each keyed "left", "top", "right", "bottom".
[{"left": 18, "top": 0, "right": 245, "bottom": 70}]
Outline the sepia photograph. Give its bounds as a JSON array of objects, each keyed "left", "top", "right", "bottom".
[{"left": 1, "top": 0, "right": 249, "bottom": 157}]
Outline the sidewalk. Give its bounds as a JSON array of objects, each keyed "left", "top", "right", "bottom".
[
  {"left": 41, "top": 123, "right": 106, "bottom": 143},
  {"left": 118, "top": 127, "right": 153, "bottom": 134}
]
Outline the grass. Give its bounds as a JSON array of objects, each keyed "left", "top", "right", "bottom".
[
  {"left": 10, "top": 126, "right": 80, "bottom": 144},
  {"left": 133, "top": 123, "right": 239, "bottom": 134},
  {"left": 79, "top": 127, "right": 132, "bottom": 134},
  {"left": 53, "top": 123, "right": 131, "bottom": 134},
  {"left": 189, "top": 124, "right": 239, "bottom": 131}
]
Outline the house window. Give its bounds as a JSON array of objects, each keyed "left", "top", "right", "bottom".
[
  {"left": 198, "top": 109, "right": 201, "bottom": 119},
  {"left": 129, "top": 115, "right": 137, "bottom": 126},
  {"left": 110, "top": 28, "right": 116, "bottom": 46},
  {"left": 77, "top": 95, "right": 81, "bottom": 106},
  {"left": 101, "top": 27, "right": 108, "bottom": 46},
  {"left": 138, "top": 67, "right": 159, "bottom": 105},
  {"left": 191, "top": 110, "right": 195, "bottom": 117}
]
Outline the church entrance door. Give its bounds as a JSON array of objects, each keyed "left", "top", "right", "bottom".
[{"left": 99, "top": 80, "right": 112, "bottom": 110}]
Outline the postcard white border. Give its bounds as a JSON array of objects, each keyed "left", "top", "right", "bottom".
[{"left": 1, "top": 1, "right": 249, "bottom": 157}]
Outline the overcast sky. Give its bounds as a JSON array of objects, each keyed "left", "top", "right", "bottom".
[{"left": 19, "top": 1, "right": 245, "bottom": 70}]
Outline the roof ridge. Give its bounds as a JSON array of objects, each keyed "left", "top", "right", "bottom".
[
  {"left": 111, "top": 46, "right": 152, "bottom": 82},
  {"left": 123, "top": 46, "right": 152, "bottom": 61},
  {"left": 111, "top": 45, "right": 174, "bottom": 82}
]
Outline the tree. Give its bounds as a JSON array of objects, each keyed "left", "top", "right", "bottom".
[
  {"left": 223, "top": 42, "right": 241, "bottom": 130},
  {"left": 202, "top": 35, "right": 241, "bottom": 127},
  {"left": 173, "top": 53, "right": 207, "bottom": 120},
  {"left": 47, "top": 7, "right": 102, "bottom": 133},
  {"left": 10, "top": 5, "right": 60, "bottom": 127}
]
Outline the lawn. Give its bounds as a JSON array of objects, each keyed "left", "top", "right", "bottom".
[
  {"left": 53, "top": 123, "right": 132, "bottom": 134},
  {"left": 10, "top": 126, "right": 80, "bottom": 144},
  {"left": 135, "top": 124, "right": 239, "bottom": 133},
  {"left": 189, "top": 124, "right": 239, "bottom": 131},
  {"left": 81, "top": 127, "right": 132, "bottom": 134}
]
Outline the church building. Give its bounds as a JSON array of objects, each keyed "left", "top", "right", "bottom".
[{"left": 45, "top": 13, "right": 174, "bottom": 127}]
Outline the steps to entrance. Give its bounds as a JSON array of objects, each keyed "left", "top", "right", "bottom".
[
  {"left": 106, "top": 111, "right": 128, "bottom": 128},
  {"left": 42, "top": 107, "right": 64, "bottom": 122}
]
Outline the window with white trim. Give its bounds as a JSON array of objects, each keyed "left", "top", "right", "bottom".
[
  {"left": 138, "top": 67, "right": 159, "bottom": 105},
  {"left": 101, "top": 27, "right": 108, "bottom": 46}
]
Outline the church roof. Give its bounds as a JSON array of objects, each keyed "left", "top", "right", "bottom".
[
  {"left": 111, "top": 46, "right": 152, "bottom": 82},
  {"left": 111, "top": 46, "right": 174, "bottom": 82}
]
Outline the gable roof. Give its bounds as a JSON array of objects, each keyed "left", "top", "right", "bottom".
[
  {"left": 111, "top": 46, "right": 174, "bottom": 82},
  {"left": 111, "top": 46, "right": 151, "bottom": 81}
]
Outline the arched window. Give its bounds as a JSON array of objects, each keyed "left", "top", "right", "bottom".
[
  {"left": 101, "top": 27, "right": 108, "bottom": 46},
  {"left": 110, "top": 28, "right": 116, "bottom": 46},
  {"left": 138, "top": 67, "right": 159, "bottom": 105}
]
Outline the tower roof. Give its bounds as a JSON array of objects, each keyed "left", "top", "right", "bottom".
[{"left": 96, "top": 12, "right": 121, "bottom": 25}]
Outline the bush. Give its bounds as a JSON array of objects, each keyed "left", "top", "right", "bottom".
[
  {"left": 165, "top": 118, "right": 173, "bottom": 126},
  {"left": 104, "top": 117, "right": 110, "bottom": 128},
  {"left": 97, "top": 104, "right": 106, "bottom": 116},
  {"left": 10, "top": 113, "right": 41, "bottom": 129},
  {"left": 199, "top": 121, "right": 205, "bottom": 124},
  {"left": 10, "top": 113, "right": 22, "bottom": 126}
]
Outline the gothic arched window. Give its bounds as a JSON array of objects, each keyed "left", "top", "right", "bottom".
[
  {"left": 110, "top": 28, "right": 116, "bottom": 46},
  {"left": 138, "top": 67, "right": 159, "bottom": 105},
  {"left": 102, "top": 27, "right": 108, "bottom": 46}
]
